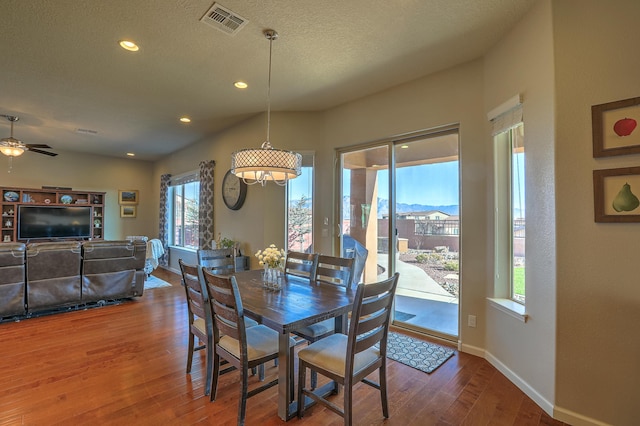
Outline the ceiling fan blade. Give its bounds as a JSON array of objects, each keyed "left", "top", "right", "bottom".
[
  {"left": 28, "top": 148, "right": 58, "bottom": 157},
  {"left": 26, "top": 143, "right": 52, "bottom": 149}
]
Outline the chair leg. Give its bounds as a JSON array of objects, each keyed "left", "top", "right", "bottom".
[
  {"left": 297, "top": 361, "right": 307, "bottom": 418},
  {"left": 258, "top": 364, "right": 265, "bottom": 381},
  {"left": 239, "top": 365, "right": 249, "bottom": 426},
  {"left": 311, "top": 371, "right": 317, "bottom": 390},
  {"left": 380, "top": 362, "right": 389, "bottom": 418},
  {"left": 204, "top": 334, "right": 213, "bottom": 396},
  {"left": 186, "top": 332, "right": 194, "bottom": 373},
  {"left": 210, "top": 353, "right": 220, "bottom": 401},
  {"left": 344, "top": 378, "right": 353, "bottom": 426}
]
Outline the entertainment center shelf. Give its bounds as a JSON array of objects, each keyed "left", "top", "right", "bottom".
[{"left": 1, "top": 187, "right": 106, "bottom": 243}]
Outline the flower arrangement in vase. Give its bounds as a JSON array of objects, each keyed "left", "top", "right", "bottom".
[{"left": 255, "top": 244, "right": 285, "bottom": 289}]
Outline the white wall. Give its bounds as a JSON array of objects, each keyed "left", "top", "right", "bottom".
[
  {"left": 483, "top": 0, "right": 557, "bottom": 414},
  {"left": 553, "top": 0, "right": 640, "bottom": 424},
  {"left": 1, "top": 150, "right": 155, "bottom": 240}
]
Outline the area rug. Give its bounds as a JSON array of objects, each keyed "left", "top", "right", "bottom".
[
  {"left": 144, "top": 275, "right": 172, "bottom": 290},
  {"left": 394, "top": 311, "right": 416, "bottom": 322},
  {"left": 386, "top": 331, "right": 455, "bottom": 373}
]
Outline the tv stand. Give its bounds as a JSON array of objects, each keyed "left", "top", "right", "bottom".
[{"left": 1, "top": 187, "right": 106, "bottom": 243}]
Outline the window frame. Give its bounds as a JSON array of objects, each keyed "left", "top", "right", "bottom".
[
  {"left": 286, "top": 152, "right": 315, "bottom": 253},
  {"left": 169, "top": 171, "right": 200, "bottom": 250}
]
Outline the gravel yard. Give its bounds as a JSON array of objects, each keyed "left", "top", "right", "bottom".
[{"left": 399, "top": 250, "right": 459, "bottom": 297}]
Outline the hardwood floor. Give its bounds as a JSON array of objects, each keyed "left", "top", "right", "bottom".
[{"left": 0, "top": 268, "right": 566, "bottom": 425}]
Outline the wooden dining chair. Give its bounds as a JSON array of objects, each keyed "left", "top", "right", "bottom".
[
  {"left": 178, "top": 259, "right": 214, "bottom": 396},
  {"left": 293, "top": 254, "right": 355, "bottom": 388},
  {"left": 297, "top": 273, "right": 400, "bottom": 425},
  {"left": 197, "top": 248, "right": 235, "bottom": 275},
  {"left": 284, "top": 251, "right": 318, "bottom": 279},
  {"left": 202, "top": 268, "right": 296, "bottom": 426}
]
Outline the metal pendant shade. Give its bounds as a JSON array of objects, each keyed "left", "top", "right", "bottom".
[{"left": 231, "top": 29, "right": 302, "bottom": 186}]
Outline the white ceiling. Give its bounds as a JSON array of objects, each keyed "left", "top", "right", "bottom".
[{"left": 0, "top": 0, "right": 536, "bottom": 161}]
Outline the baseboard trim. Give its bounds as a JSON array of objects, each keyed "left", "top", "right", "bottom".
[
  {"left": 484, "top": 350, "right": 554, "bottom": 417},
  {"left": 458, "top": 342, "right": 485, "bottom": 357},
  {"left": 553, "top": 406, "right": 610, "bottom": 426}
]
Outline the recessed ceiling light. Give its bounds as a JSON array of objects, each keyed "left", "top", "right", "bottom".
[
  {"left": 234, "top": 81, "right": 248, "bottom": 89},
  {"left": 179, "top": 117, "right": 191, "bottom": 123},
  {"left": 126, "top": 152, "right": 135, "bottom": 157},
  {"left": 119, "top": 40, "right": 139, "bottom": 52},
  {"left": 400, "top": 145, "right": 409, "bottom": 149}
]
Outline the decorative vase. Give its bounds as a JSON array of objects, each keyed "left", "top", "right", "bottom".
[{"left": 263, "top": 266, "right": 282, "bottom": 290}]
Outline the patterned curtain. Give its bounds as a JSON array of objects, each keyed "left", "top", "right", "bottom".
[
  {"left": 198, "top": 160, "right": 216, "bottom": 249},
  {"left": 158, "top": 173, "right": 171, "bottom": 267}
]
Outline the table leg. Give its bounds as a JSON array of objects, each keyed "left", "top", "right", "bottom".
[{"left": 278, "top": 331, "right": 295, "bottom": 421}]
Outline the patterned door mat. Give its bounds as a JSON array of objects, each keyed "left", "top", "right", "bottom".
[{"left": 385, "top": 331, "right": 455, "bottom": 373}]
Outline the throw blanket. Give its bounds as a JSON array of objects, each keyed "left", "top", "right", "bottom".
[{"left": 147, "top": 239, "right": 165, "bottom": 270}]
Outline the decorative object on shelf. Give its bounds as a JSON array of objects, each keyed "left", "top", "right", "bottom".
[
  {"left": 3, "top": 191, "right": 18, "bottom": 202},
  {"left": 8, "top": 209, "right": 13, "bottom": 215},
  {"left": 593, "top": 166, "right": 640, "bottom": 222},
  {"left": 22, "top": 194, "right": 33, "bottom": 203},
  {"left": 44, "top": 198, "right": 51, "bottom": 204},
  {"left": 60, "top": 195, "right": 73, "bottom": 204},
  {"left": 3, "top": 235, "right": 10, "bottom": 242},
  {"left": 592, "top": 96, "right": 640, "bottom": 157},
  {"left": 255, "top": 244, "right": 285, "bottom": 289},
  {"left": 94, "top": 219, "right": 101, "bottom": 228},
  {"left": 222, "top": 169, "right": 247, "bottom": 210},
  {"left": 230, "top": 29, "right": 302, "bottom": 187},
  {"left": 75, "top": 199, "right": 88, "bottom": 204},
  {"left": 5, "top": 220, "right": 11, "bottom": 227},
  {"left": 120, "top": 205, "right": 136, "bottom": 218},
  {"left": 118, "top": 190, "right": 139, "bottom": 205},
  {"left": 93, "top": 195, "right": 101, "bottom": 204}
]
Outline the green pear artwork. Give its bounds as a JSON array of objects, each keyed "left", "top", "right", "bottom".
[{"left": 612, "top": 182, "right": 640, "bottom": 212}]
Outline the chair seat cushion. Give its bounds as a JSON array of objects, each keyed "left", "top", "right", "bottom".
[
  {"left": 219, "top": 325, "right": 295, "bottom": 361},
  {"left": 298, "top": 333, "right": 380, "bottom": 377},
  {"left": 295, "top": 318, "right": 333, "bottom": 338}
]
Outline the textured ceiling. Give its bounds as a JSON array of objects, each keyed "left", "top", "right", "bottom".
[{"left": 0, "top": 0, "right": 536, "bottom": 161}]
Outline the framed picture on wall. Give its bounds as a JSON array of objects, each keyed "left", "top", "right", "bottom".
[
  {"left": 120, "top": 205, "right": 137, "bottom": 218},
  {"left": 118, "top": 190, "right": 139, "bottom": 205},
  {"left": 592, "top": 96, "right": 640, "bottom": 157},
  {"left": 593, "top": 166, "right": 640, "bottom": 222}
]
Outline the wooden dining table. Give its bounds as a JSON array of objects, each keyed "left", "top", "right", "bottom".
[{"left": 232, "top": 269, "right": 355, "bottom": 421}]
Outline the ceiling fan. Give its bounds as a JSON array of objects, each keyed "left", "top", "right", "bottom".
[{"left": 0, "top": 114, "right": 58, "bottom": 157}]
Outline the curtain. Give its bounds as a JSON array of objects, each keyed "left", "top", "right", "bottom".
[
  {"left": 158, "top": 173, "right": 171, "bottom": 267},
  {"left": 198, "top": 160, "right": 216, "bottom": 249}
]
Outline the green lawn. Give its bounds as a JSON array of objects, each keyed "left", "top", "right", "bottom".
[{"left": 513, "top": 267, "right": 525, "bottom": 297}]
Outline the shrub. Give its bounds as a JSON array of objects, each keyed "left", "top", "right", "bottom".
[{"left": 444, "top": 261, "right": 459, "bottom": 272}]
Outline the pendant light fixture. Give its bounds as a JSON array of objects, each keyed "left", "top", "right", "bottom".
[
  {"left": 0, "top": 116, "right": 25, "bottom": 157},
  {"left": 231, "top": 29, "right": 302, "bottom": 186}
]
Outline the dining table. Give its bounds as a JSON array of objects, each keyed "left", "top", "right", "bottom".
[{"left": 232, "top": 268, "right": 355, "bottom": 421}]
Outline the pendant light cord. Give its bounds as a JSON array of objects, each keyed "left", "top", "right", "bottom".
[{"left": 264, "top": 30, "right": 277, "bottom": 148}]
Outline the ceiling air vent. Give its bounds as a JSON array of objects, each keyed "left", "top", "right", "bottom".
[{"left": 200, "top": 3, "right": 248, "bottom": 36}]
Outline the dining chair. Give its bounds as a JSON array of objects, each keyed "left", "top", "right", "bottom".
[
  {"left": 178, "top": 259, "right": 214, "bottom": 396},
  {"left": 293, "top": 254, "right": 355, "bottom": 388},
  {"left": 197, "top": 248, "right": 236, "bottom": 275},
  {"left": 202, "top": 268, "right": 296, "bottom": 426},
  {"left": 297, "top": 272, "right": 400, "bottom": 425},
  {"left": 284, "top": 251, "right": 318, "bottom": 279}
]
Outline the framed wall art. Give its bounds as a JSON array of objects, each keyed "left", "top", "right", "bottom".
[
  {"left": 118, "top": 190, "right": 139, "bottom": 205},
  {"left": 592, "top": 96, "right": 640, "bottom": 157},
  {"left": 120, "top": 205, "right": 137, "bottom": 218},
  {"left": 593, "top": 167, "right": 640, "bottom": 222}
]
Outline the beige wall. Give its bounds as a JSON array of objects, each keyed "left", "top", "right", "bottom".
[
  {"left": 152, "top": 112, "right": 323, "bottom": 272},
  {"left": 1, "top": 150, "right": 155, "bottom": 240},
  {"left": 553, "top": 0, "right": 640, "bottom": 424},
  {"left": 483, "top": 0, "right": 557, "bottom": 414}
]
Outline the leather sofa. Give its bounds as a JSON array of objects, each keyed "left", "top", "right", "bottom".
[{"left": 0, "top": 240, "right": 146, "bottom": 320}]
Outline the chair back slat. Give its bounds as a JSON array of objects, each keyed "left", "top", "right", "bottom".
[
  {"left": 202, "top": 268, "right": 245, "bottom": 344},
  {"left": 315, "top": 255, "right": 354, "bottom": 288},
  {"left": 179, "top": 260, "right": 209, "bottom": 324},
  {"left": 346, "top": 273, "right": 399, "bottom": 370},
  {"left": 285, "top": 251, "right": 318, "bottom": 279},
  {"left": 198, "top": 248, "right": 235, "bottom": 274}
]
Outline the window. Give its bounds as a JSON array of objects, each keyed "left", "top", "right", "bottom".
[
  {"left": 495, "top": 122, "right": 525, "bottom": 304},
  {"left": 169, "top": 172, "right": 199, "bottom": 249},
  {"left": 286, "top": 153, "right": 314, "bottom": 252}
]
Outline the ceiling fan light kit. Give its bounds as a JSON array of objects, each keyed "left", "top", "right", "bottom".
[{"left": 0, "top": 115, "right": 57, "bottom": 158}]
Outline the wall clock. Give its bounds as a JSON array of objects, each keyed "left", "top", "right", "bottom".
[{"left": 222, "top": 169, "right": 247, "bottom": 210}]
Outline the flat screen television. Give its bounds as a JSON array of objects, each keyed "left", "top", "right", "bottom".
[{"left": 18, "top": 205, "right": 92, "bottom": 240}]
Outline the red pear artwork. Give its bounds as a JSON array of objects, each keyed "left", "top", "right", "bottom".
[{"left": 613, "top": 117, "right": 637, "bottom": 137}]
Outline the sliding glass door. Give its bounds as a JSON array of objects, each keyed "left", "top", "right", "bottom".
[{"left": 337, "top": 129, "right": 460, "bottom": 341}]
